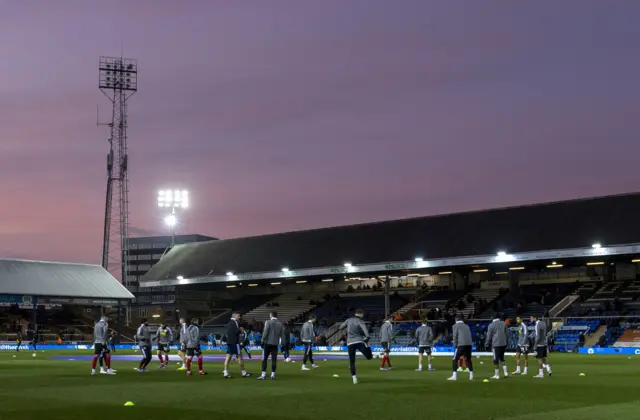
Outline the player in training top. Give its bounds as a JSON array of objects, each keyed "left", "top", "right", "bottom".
[
  {"left": 136, "top": 319, "right": 152, "bottom": 372},
  {"left": 449, "top": 313, "right": 474, "bottom": 381},
  {"left": 301, "top": 314, "right": 318, "bottom": 370},
  {"left": 91, "top": 316, "right": 115, "bottom": 376},
  {"left": 485, "top": 313, "right": 510, "bottom": 379},
  {"left": 223, "top": 312, "right": 251, "bottom": 378},
  {"left": 239, "top": 325, "right": 252, "bottom": 360},
  {"left": 512, "top": 316, "right": 530, "bottom": 375},
  {"left": 258, "top": 311, "right": 286, "bottom": 380},
  {"left": 339, "top": 309, "right": 373, "bottom": 385},
  {"left": 177, "top": 317, "right": 188, "bottom": 371},
  {"left": 185, "top": 317, "right": 207, "bottom": 376},
  {"left": 531, "top": 314, "right": 552, "bottom": 378},
  {"left": 379, "top": 316, "right": 395, "bottom": 371},
  {"left": 155, "top": 324, "right": 173, "bottom": 368},
  {"left": 415, "top": 319, "right": 435, "bottom": 371}
]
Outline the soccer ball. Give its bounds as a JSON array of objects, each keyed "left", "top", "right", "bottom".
[{"left": 32, "top": 353, "right": 36, "bottom": 358}]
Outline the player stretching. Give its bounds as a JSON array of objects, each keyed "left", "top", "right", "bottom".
[
  {"left": 531, "top": 315, "right": 552, "bottom": 378},
  {"left": 380, "top": 316, "right": 395, "bottom": 371},
  {"left": 448, "top": 314, "right": 474, "bottom": 381},
  {"left": 136, "top": 319, "right": 152, "bottom": 372},
  {"left": 486, "top": 313, "right": 510, "bottom": 379},
  {"left": 512, "top": 316, "right": 530, "bottom": 375},
  {"left": 91, "top": 316, "right": 115, "bottom": 375},
  {"left": 339, "top": 309, "right": 373, "bottom": 385},
  {"left": 258, "top": 311, "right": 285, "bottom": 380},
  {"left": 184, "top": 317, "right": 207, "bottom": 376},
  {"left": 415, "top": 319, "right": 435, "bottom": 371},
  {"left": 155, "top": 324, "right": 173, "bottom": 368},
  {"left": 301, "top": 314, "right": 318, "bottom": 370},
  {"left": 223, "top": 312, "right": 251, "bottom": 378},
  {"left": 177, "top": 317, "right": 188, "bottom": 370}
]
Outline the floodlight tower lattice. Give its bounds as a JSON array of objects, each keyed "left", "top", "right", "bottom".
[{"left": 98, "top": 56, "right": 137, "bottom": 299}]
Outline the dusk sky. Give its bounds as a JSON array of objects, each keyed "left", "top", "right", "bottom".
[{"left": 1, "top": 1, "right": 639, "bottom": 264}]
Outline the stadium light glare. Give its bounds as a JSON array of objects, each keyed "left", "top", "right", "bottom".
[
  {"left": 164, "top": 214, "right": 177, "bottom": 227},
  {"left": 322, "top": 279, "right": 334, "bottom": 282},
  {"left": 509, "top": 266, "right": 525, "bottom": 270},
  {"left": 414, "top": 257, "right": 423, "bottom": 262},
  {"left": 438, "top": 271, "right": 452, "bottom": 275},
  {"left": 296, "top": 280, "right": 307, "bottom": 284},
  {"left": 632, "top": 259, "right": 640, "bottom": 263},
  {"left": 281, "top": 268, "right": 289, "bottom": 273},
  {"left": 152, "top": 314, "right": 161, "bottom": 318},
  {"left": 344, "top": 263, "right": 352, "bottom": 268},
  {"left": 226, "top": 272, "right": 233, "bottom": 276},
  {"left": 177, "top": 275, "right": 184, "bottom": 280},
  {"left": 473, "top": 269, "right": 489, "bottom": 273},
  {"left": 248, "top": 284, "right": 259, "bottom": 287},
  {"left": 586, "top": 261, "right": 604, "bottom": 266},
  {"left": 271, "top": 282, "right": 281, "bottom": 285},
  {"left": 226, "top": 285, "right": 236, "bottom": 289},
  {"left": 157, "top": 189, "right": 189, "bottom": 209},
  {"left": 592, "top": 243, "right": 602, "bottom": 249},
  {"left": 547, "top": 264, "right": 563, "bottom": 268},
  {"left": 497, "top": 251, "right": 506, "bottom": 257}
]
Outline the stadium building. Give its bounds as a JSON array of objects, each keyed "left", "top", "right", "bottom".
[
  {"left": 139, "top": 193, "right": 640, "bottom": 350},
  {"left": 127, "top": 234, "right": 216, "bottom": 319}
]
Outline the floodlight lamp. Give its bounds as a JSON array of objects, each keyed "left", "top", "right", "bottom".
[
  {"left": 592, "top": 243, "right": 601, "bottom": 249},
  {"left": 282, "top": 268, "right": 289, "bottom": 273},
  {"left": 164, "top": 214, "right": 177, "bottom": 227},
  {"left": 497, "top": 251, "right": 506, "bottom": 257},
  {"left": 344, "top": 263, "right": 352, "bottom": 268},
  {"left": 415, "top": 257, "right": 424, "bottom": 262},
  {"left": 158, "top": 189, "right": 189, "bottom": 209},
  {"left": 177, "top": 276, "right": 184, "bottom": 280},
  {"left": 226, "top": 272, "right": 233, "bottom": 276}
]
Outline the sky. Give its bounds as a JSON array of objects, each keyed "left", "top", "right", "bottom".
[{"left": 1, "top": 0, "right": 639, "bottom": 264}]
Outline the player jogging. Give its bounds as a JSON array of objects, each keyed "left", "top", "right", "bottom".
[
  {"left": 30, "top": 329, "right": 38, "bottom": 352},
  {"left": 155, "top": 324, "right": 173, "bottom": 368},
  {"left": 223, "top": 312, "right": 251, "bottom": 378},
  {"left": 531, "top": 314, "right": 552, "bottom": 378},
  {"left": 16, "top": 332, "right": 22, "bottom": 352},
  {"left": 485, "top": 313, "right": 510, "bottom": 379},
  {"left": 91, "top": 316, "right": 115, "bottom": 376},
  {"left": 301, "top": 314, "right": 318, "bottom": 370},
  {"left": 258, "top": 311, "right": 286, "bottom": 380},
  {"left": 448, "top": 313, "right": 474, "bottom": 381},
  {"left": 339, "top": 309, "right": 373, "bottom": 385},
  {"left": 415, "top": 319, "right": 435, "bottom": 371},
  {"left": 184, "top": 317, "right": 207, "bottom": 376},
  {"left": 136, "top": 319, "right": 152, "bottom": 372},
  {"left": 512, "top": 316, "right": 530, "bottom": 375},
  {"left": 379, "top": 317, "right": 395, "bottom": 370},
  {"left": 177, "top": 317, "right": 188, "bottom": 370}
]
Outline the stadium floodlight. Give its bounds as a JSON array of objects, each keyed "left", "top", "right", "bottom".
[
  {"left": 282, "top": 268, "right": 289, "bottom": 273},
  {"left": 497, "top": 251, "right": 506, "bottom": 257},
  {"left": 592, "top": 243, "right": 602, "bottom": 249},
  {"left": 157, "top": 189, "right": 189, "bottom": 209},
  {"left": 415, "top": 257, "right": 424, "bottom": 262},
  {"left": 344, "top": 263, "right": 352, "bottom": 268},
  {"left": 99, "top": 56, "right": 138, "bottom": 92},
  {"left": 177, "top": 275, "right": 184, "bottom": 280},
  {"left": 164, "top": 214, "right": 177, "bottom": 227},
  {"left": 226, "top": 272, "right": 233, "bottom": 276}
]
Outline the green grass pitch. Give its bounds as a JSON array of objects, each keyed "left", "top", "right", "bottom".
[{"left": 0, "top": 351, "right": 638, "bottom": 420}]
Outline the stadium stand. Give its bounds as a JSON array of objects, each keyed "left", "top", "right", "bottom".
[
  {"left": 241, "top": 293, "right": 326, "bottom": 324},
  {"left": 141, "top": 193, "right": 640, "bottom": 282}
]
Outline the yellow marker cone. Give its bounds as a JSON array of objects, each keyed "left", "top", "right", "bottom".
[{"left": 124, "top": 402, "right": 135, "bottom": 406}]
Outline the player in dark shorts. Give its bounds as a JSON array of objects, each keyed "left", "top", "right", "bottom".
[
  {"left": 16, "top": 332, "right": 22, "bottom": 352},
  {"left": 339, "top": 309, "right": 373, "bottom": 385}
]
